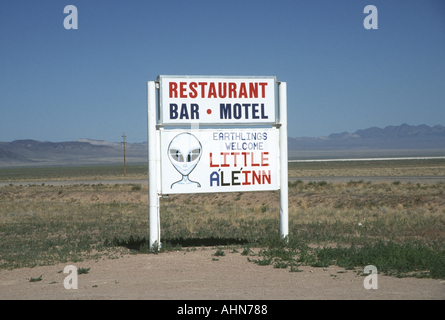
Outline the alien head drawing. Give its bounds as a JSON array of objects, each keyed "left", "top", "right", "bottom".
[{"left": 167, "top": 133, "right": 202, "bottom": 189}]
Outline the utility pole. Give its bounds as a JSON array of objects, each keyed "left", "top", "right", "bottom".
[{"left": 122, "top": 132, "right": 126, "bottom": 177}]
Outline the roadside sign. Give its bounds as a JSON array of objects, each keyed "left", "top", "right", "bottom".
[
  {"left": 147, "top": 76, "right": 288, "bottom": 249},
  {"left": 160, "top": 128, "right": 279, "bottom": 194},
  {"left": 158, "top": 76, "right": 276, "bottom": 125}
]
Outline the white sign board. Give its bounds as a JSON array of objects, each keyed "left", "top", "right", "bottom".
[
  {"left": 158, "top": 76, "right": 276, "bottom": 125},
  {"left": 160, "top": 128, "right": 279, "bottom": 194}
]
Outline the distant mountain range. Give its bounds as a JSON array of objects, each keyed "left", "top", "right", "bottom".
[
  {"left": 288, "top": 123, "right": 445, "bottom": 151},
  {"left": 1, "top": 124, "right": 444, "bottom": 167},
  {"left": 0, "top": 139, "right": 147, "bottom": 167}
]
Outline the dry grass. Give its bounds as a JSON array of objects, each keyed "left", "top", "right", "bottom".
[
  {"left": 2, "top": 180, "right": 444, "bottom": 245},
  {"left": 0, "top": 164, "right": 147, "bottom": 182},
  {"left": 0, "top": 161, "right": 444, "bottom": 272},
  {"left": 288, "top": 159, "right": 445, "bottom": 177}
]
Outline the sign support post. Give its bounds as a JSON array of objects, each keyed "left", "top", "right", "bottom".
[
  {"left": 147, "top": 81, "right": 160, "bottom": 250},
  {"left": 278, "top": 81, "right": 289, "bottom": 240}
]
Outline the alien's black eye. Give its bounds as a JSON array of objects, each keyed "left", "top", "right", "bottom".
[
  {"left": 170, "top": 149, "right": 184, "bottom": 162},
  {"left": 187, "top": 148, "right": 201, "bottom": 162}
]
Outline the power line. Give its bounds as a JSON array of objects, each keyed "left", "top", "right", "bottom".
[{"left": 122, "top": 132, "right": 126, "bottom": 177}]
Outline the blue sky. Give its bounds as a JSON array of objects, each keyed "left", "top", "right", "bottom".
[{"left": 1, "top": 0, "right": 444, "bottom": 143}]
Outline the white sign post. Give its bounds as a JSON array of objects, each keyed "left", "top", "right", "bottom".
[{"left": 147, "top": 76, "right": 288, "bottom": 250}]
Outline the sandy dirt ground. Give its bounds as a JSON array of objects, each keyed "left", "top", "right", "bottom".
[
  {"left": 1, "top": 176, "right": 444, "bottom": 301},
  {"left": 1, "top": 248, "right": 444, "bottom": 300}
]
